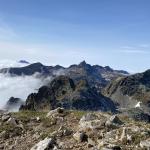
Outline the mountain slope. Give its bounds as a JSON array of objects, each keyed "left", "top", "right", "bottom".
[
  {"left": 20, "top": 75, "right": 116, "bottom": 112},
  {"left": 104, "top": 69, "right": 150, "bottom": 109}
]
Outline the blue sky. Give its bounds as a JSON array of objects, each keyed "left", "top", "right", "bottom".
[{"left": 0, "top": 0, "right": 150, "bottom": 72}]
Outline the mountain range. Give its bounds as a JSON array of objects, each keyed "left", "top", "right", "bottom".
[
  {"left": 1, "top": 60, "right": 150, "bottom": 113},
  {"left": 0, "top": 61, "right": 130, "bottom": 112},
  {"left": 1, "top": 60, "right": 150, "bottom": 122},
  {"left": 0, "top": 61, "right": 129, "bottom": 89},
  {"left": 1, "top": 61, "right": 150, "bottom": 150}
]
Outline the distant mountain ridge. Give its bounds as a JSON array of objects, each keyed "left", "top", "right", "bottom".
[
  {"left": 0, "top": 61, "right": 130, "bottom": 112},
  {"left": 0, "top": 61, "right": 129, "bottom": 89}
]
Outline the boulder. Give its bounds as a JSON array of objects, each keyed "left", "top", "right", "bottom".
[
  {"left": 46, "top": 107, "right": 65, "bottom": 118},
  {"left": 140, "top": 138, "right": 150, "bottom": 149},
  {"left": 105, "top": 115, "right": 123, "bottom": 129},
  {"left": 80, "top": 113, "right": 98, "bottom": 122},
  {"left": 7, "top": 117, "right": 17, "bottom": 126},
  {"left": 73, "top": 131, "right": 88, "bottom": 142},
  {"left": 0, "top": 131, "right": 7, "bottom": 139},
  {"left": 98, "top": 140, "right": 121, "bottom": 150},
  {"left": 30, "top": 138, "right": 55, "bottom": 150},
  {"left": 87, "top": 138, "right": 96, "bottom": 148},
  {"left": 79, "top": 113, "right": 107, "bottom": 130},
  {"left": 1, "top": 114, "right": 10, "bottom": 122},
  {"left": 120, "top": 127, "right": 127, "bottom": 143},
  {"left": 36, "top": 117, "right": 40, "bottom": 122}
]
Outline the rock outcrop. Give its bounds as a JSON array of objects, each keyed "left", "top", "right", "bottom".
[
  {"left": 4, "top": 97, "right": 24, "bottom": 112},
  {"left": 122, "top": 108, "right": 150, "bottom": 122},
  {"left": 30, "top": 138, "right": 56, "bottom": 150},
  {"left": 104, "top": 69, "right": 150, "bottom": 110},
  {"left": 20, "top": 76, "right": 116, "bottom": 112}
]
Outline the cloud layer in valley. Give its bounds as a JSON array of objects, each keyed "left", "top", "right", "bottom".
[{"left": 0, "top": 60, "right": 52, "bottom": 109}]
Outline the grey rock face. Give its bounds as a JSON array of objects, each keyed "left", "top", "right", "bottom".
[
  {"left": 104, "top": 69, "right": 150, "bottom": 110},
  {"left": 4, "top": 97, "right": 24, "bottom": 112},
  {"left": 46, "top": 107, "right": 65, "bottom": 118},
  {"left": 73, "top": 131, "right": 88, "bottom": 142},
  {"left": 105, "top": 115, "right": 123, "bottom": 129},
  {"left": 20, "top": 76, "right": 116, "bottom": 112},
  {"left": 30, "top": 138, "right": 56, "bottom": 150},
  {"left": 2, "top": 115, "right": 10, "bottom": 122},
  {"left": 140, "top": 138, "right": 150, "bottom": 149},
  {"left": 123, "top": 108, "right": 150, "bottom": 122},
  {"left": 79, "top": 113, "right": 108, "bottom": 130}
]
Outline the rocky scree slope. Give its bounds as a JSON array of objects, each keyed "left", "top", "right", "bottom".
[{"left": 0, "top": 108, "right": 150, "bottom": 150}]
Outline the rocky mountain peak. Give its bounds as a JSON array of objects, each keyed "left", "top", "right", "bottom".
[
  {"left": 104, "top": 66, "right": 113, "bottom": 71},
  {"left": 78, "top": 60, "right": 88, "bottom": 67},
  {"left": 20, "top": 75, "right": 116, "bottom": 112}
]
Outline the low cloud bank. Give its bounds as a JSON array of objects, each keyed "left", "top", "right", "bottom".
[
  {"left": 0, "top": 59, "right": 28, "bottom": 69},
  {"left": 0, "top": 73, "right": 51, "bottom": 109},
  {"left": 0, "top": 60, "right": 65, "bottom": 110}
]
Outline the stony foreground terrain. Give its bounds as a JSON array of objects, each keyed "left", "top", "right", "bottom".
[{"left": 0, "top": 108, "right": 150, "bottom": 150}]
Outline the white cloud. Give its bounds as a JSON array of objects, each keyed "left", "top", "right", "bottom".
[
  {"left": 0, "top": 59, "right": 28, "bottom": 69},
  {"left": 0, "top": 41, "right": 90, "bottom": 67},
  {"left": 119, "top": 49, "right": 150, "bottom": 54},
  {"left": 119, "top": 44, "right": 150, "bottom": 54},
  {"left": 0, "top": 72, "right": 53, "bottom": 109}
]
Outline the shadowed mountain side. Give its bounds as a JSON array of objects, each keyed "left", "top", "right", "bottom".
[
  {"left": 20, "top": 76, "right": 116, "bottom": 112},
  {"left": 103, "top": 69, "right": 150, "bottom": 111}
]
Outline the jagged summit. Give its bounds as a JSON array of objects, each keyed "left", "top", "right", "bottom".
[
  {"left": 104, "top": 66, "right": 113, "bottom": 71},
  {"left": 78, "top": 60, "right": 87, "bottom": 66},
  {"left": 20, "top": 75, "right": 116, "bottom": 112}
]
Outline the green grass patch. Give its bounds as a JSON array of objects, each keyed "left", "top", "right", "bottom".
[
  {"left": 12, "top": 111, "right": 47, "bottom": 123},
  {"left": 70, "top": 110, "right": 87, "bottom": 119}
]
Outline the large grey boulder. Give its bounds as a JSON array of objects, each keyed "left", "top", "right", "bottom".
[
  {"left": 105, "top": 115, "right": 123, "bottom": 129},
  {"left": 7, "top": 117, "right": 17, "bottom": 126},
  {"left": 73, "top": 131, "right": 88, "bottom": 142},
  {"left": 30, "top": 138, "right": 55, "bottom": 150},
  {"left": 79, "top": 113, "right": 107, "bottom": 130},
  {"left": 46, "top": 107, "right": 65, "bottom": 118},
  {"left": 140, "top": 138, "right": 150, "bottom": 149},
  {"left": 1, "top": 114, "right": 10, "bottom": 122}
]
